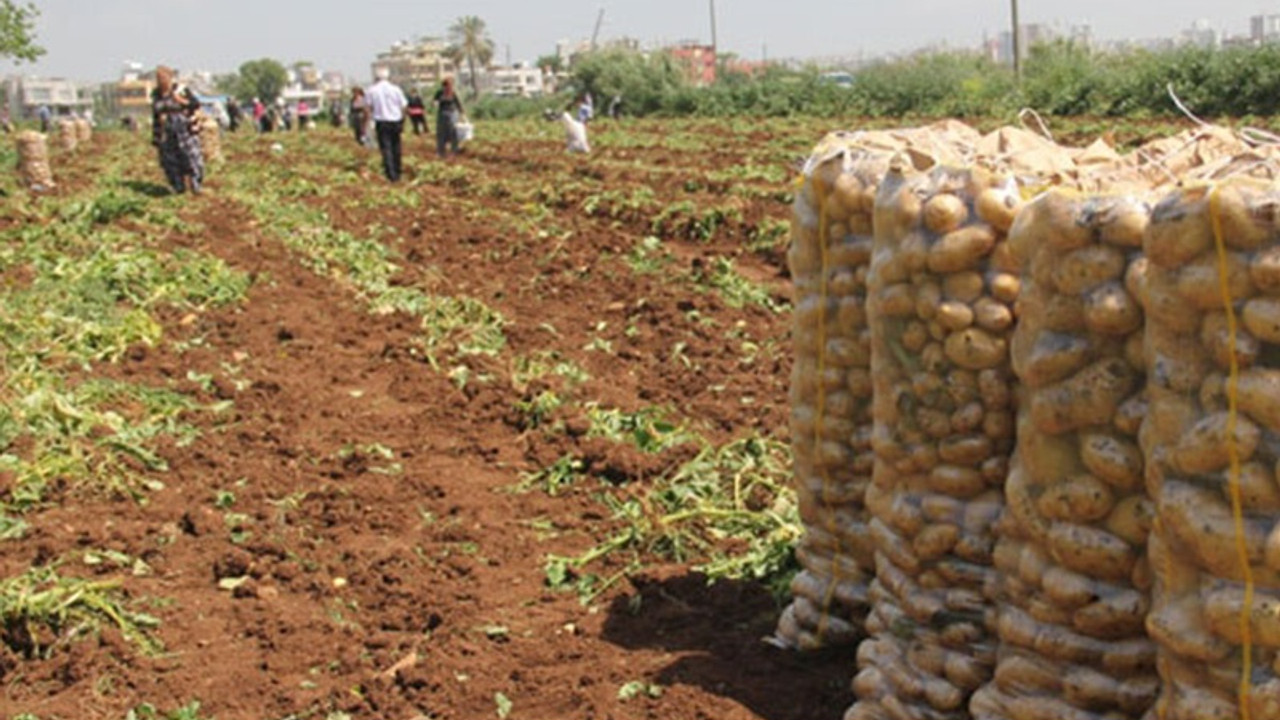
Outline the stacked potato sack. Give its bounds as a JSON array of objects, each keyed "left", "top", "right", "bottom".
[
  {"left": 198, "top": 112, "right": 222, "bottom": 165},
  {"left": 971, "top": 191, "right": 1159, "bottom": 720},
  {"left": 56, "top": 118, "right": 78, "bottom": 152},
  {"left": 15, "top": 131, "right": 54, "bottom": 189},
  {"left": 778, "top": 132, "right": 896, "bottom": 650},
  {"left": 74, "top": 117, "right": 92, "bottom": 144},
  {"left": 1143, "top": 179, "right": 1280, "bottom": 720},
  {"left": 849, "top": 159, "right": 1023, "bottom": 720}
]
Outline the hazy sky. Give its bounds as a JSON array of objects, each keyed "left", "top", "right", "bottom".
[{"left": 13, "top": 0, "right": 1280, "bottom": 81}]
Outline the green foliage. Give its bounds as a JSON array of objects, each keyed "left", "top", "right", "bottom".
[
  {"left": 448, "top": 15, "right": 496, "bottom": 100},
  {"left": 232, "top": 58, "right": 288, "bottom": 104},
  {"left": 0, "top": 0, "right": 43, "bottom": 63}
]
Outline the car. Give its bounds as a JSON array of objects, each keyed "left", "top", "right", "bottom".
[{"left": 820, "top": 71, "right": 854, "bottom": 89}]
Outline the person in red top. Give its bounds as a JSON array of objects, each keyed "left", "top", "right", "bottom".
[{"left": 406, "top": 90, "right": 428, "bottom": 136}]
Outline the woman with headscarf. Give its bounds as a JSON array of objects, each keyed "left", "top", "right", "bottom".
[
  {"left": 433, "top": 77, "right": 465, "bottom": 158},
  {"left": 150, "top": 66, "right": 204, "bottom": 194}
]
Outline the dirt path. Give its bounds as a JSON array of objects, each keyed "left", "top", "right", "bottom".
[{"left": 4, "top": 130, "right": 854, "bottom": 720}]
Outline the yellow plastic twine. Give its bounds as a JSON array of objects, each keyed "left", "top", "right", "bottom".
[
  {"left": 1209, "top": 184, "right": 1256, "bottom": 720},
  {"left": 809, "top": 173, "right": 843, "bottom": 644}
]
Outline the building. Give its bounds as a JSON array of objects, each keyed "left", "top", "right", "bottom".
[
  {"left": 4, "top": 75, "right": 92, "bottom": 121},
  {"left": 1181, "top": 19, "right": 1219, "bottom": 49},
  {"left": 373, "top": 37, "right": 457, "bottom": 90},
  {"left": 487, "top": 63, "right": 545, "bottom": 97},
  {"left": 668, "top": 42, "right": 716, "bottom": 86},
  {"left": 1252, "top": 14, "right": 1280, "bottom": 44}
]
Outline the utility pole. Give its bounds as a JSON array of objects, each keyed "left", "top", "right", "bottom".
[
  {"left": 1010, "top": 0, "right": 1021, "bottom": 78},
  {"left": 709, "top": 0, "right": 718, "bottom": 54}
]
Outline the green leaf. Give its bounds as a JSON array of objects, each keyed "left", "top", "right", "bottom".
[{"left": 494, "top": 691, "right": 513, "bottom": 719}]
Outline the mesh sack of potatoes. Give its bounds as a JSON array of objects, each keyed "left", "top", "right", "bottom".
[
  {"left": 969, "top": 190, "right": 1159, "bottom": 720},
  {"left": 15, "top": 130, "right": 54, "bottom": 189},
  {"left": 847, "top": 159, "right": 1023, "bottom": 720},
  {"left": 1142, "top": 178, "right": 1280, "bottom": 720},
  {"left": 777, "top": 132, "right": 905, "bottom": 651},
  {"left": 56, "top": 118, "right": 78, "bottom": 152},
  {"left": 197, "top": 112, "right": 222, "bottom": 165},
  {"left": 778, "top": 126, "right": 982, "bottom": 651},
  {"left": 74, "top": 117, "right": 92, "bottom": 144}
]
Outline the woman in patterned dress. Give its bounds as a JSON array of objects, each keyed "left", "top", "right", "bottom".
[{"left": 150, "top": 65, "right": 204, "bottom": 194}]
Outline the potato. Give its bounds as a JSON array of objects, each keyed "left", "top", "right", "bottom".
[
  {"left": 1037, "top": 473, "right": 1115, "bottom": 523},
  {"left": 1073, "top": 588, "right": 1148, "bottom": 637},
  {"left": 1251, "top": 245, "right": 1280, "bottom": 294},
  {"left": 1030, "top": 358, "right": 1139, "bottom": 434},
  {"left": 1048, "top": 522, "right": 1137, "bottom": 582},
  {"left": 1124, "top": 256, "right": 1149, "bottom": 309},
  {"left": 1113, "top": 393, "right": 1147, "bottom": 437},
  {"left": 1145, "top": 271, "right": 1204, "bottom": 335},
  {"left": 1203, "top": 586, "right": 1280, "bottom": 646},
  {"left": 830, "top": 172, "right": 864, "bottom": 221},
  {"left": 1054, "top": 245, "right": 1128, "bottom": 296},
  {"left": 990, "top": 272, "right": 1021, "bottom": 304},
  {"left": 938, "top": 434, "right": 994, "bottom": 465},
  {"left": 943, "top": 271, "right": 985, "bottom": 302},
  {"left": 1079, "top": 431, "right": 1144, "bottom": 493},
  {"left": 1042, "top": 565, "right": 1097, "bottom": 608},
  {"left": 1175, "top": 251, "right": 1254, "bottom": 310},
  {"left": 1105, "top": 496, "right": 1155, "bottom": 547},
  {"left": 928, "top": 225, "right": 997, "bottom": 273},
  {"left": 944, "top": 328, "right": 1007, "bottom": 370},
  {"left": 936, "top": 300, "right": 975, "bottom": 331},
  {"left": 1062, "top": 665, "right": 1122, "bottom": 709},
  {"left": 1161, "top": 480, "right": 1267, "bottom": 580},
  {"left": 898, "top": 231, "right": 930, "bottom": 273},
  {"left": 1016, "top": 331, "right": 1093, "bottom": 387},
  {"left": 993, "top": 653, "right": 1061, "bottom": 693},
  {"left": 950, "top": 401, "right": 985, "bottom": 434},
  {"left": 1215, "top": 183, "right": 1274, "bottom": 251},
  {"left": 1098, "top": 198, "right": 1150, "bottom": 248},
  {"left": 927, "top": 464, "right": 986, "bottom": 498},
  {"left": 923, "top": 193, "right": 969, "bottom": 234},
  {"left": 1243, "top": 297, "right": 1280, "bottom": 344},
  {"left": 1040, "top": 193, "right": 1095, "bottom": 252},
  {"left": 912, "top": 523, "right": 961, "bottom": 561},
  {"left": 1147, "top": 188, "right": 1212, "bottom": 269},
  {"left": 973, "top": 297, "right": 1013, "bottom": 333},
  {"left": 1145, "top": 593, "right": 1232, "bottom": 663},
  {"left": 915, "top": 280, "right": 942, "bottom": 320},
  {"left": 1083, "top": 282, "right": 1143, "bottom": 336},
  {"left": 1172, "top": 411, "right": 1261, "bottom": 475},
  {"left": 1146, "top": 326, "right": 1211, "bottom": 394},
  {"left": 1236, "top": 368, "right": 1280, "bottom": 431},
  {"left": 973, "top": 186, "right": 1018, "bottom": 233}
]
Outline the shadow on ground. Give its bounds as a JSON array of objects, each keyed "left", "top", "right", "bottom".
[
  {"left": 601, "top": 572, "right": 854, "bottom": 720},
  {"left": 119, "top": 179, "right": 173, "bottom": 197}
]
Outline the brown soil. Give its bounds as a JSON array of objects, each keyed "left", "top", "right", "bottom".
[{"left": 1, "top": 127, "right": 855, "bottom": 720}]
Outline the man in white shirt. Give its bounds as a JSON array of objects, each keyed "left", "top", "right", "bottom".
[{"left": 366, "top": 67, "right": 409, "bottom": 181}]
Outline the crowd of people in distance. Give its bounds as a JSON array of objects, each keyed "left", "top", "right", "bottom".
[{"left": 122, "top": 63, "right": 622, "bottom": 193}]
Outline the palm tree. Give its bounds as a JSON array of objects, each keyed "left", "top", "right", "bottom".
[{"left": 447, "top": 15, "right": 495, "bottom": 99}]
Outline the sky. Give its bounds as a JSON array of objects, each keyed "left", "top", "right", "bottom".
[{"left": 12, "top": 0, "right": 1280, "bottom": 82}]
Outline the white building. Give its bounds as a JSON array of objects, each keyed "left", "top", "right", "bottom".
[
  {"left": 4, "top": 76, "right": 92, "bottom": 121},
  {"left": 1252, "top": 14, "right": 1280, "bottom": 44},
  {"left": 488, "top": 63, "right": 545, "bottom": 97}
]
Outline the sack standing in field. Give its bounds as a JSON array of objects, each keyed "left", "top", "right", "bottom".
[
  {"left": 15, "top": 130, "right": 54, "bottom": 189},
  {"left": 850, "top": 159, "right": 1021, "bottom": 720},
  {"left": 56, "top": 118, "right": 78, "bottom": 152},
  {"left": 199, "top": 112, "right": 223, "bottom": 165},
  {"left": 971, "top": 191, "right": 1159, "bottom": 720},
  {"left": 74, "top": 117, "right": 92, "bottom": 144},
  {"left": 1143, "top": 179, "right": 1280, "bottom": 719},
  {"left": 777, "top": 134, "right": 888, "bottom": 650}
]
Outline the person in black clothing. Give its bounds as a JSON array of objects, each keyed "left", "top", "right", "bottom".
[
  {"left": 406, "top": 91, "right": 428, "bottom": 135},
  {"left": 433, "top": 78, "right": 464, "bottom": 158},
  {"left": 226, "top": 97, "right": 242, "bottom": 132}
]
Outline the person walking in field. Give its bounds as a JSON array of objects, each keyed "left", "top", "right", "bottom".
[
  {"left": 367, "top": 67, "right": 408, "bottom": 181},
  {"left": 150, "top": 65, "right": 204, "bottom": 195},
  {"left": 406, "top": 90, "right": 428, "bottom": 136},
  {"left": 433, "top": 77, "right": 465, "bottom": 159},
  {"left": 349, "top": 87, "right": 371, "bottom": 146}
]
